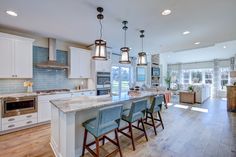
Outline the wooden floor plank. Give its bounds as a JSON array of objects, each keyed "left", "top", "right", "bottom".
[{"left": 0, "top": 98, "right": 235, "bottom": 157}]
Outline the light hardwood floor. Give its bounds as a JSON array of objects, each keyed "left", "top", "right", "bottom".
[{"left": 0, "top": 98, "right": 235, "bottom": 157}]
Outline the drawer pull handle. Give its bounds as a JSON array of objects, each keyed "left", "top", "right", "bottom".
[
  {"left": 8, "top": 124, "right": 15, "bottom": 128},
  {"left": 26, "top": 121, "right": 32, "bottom": 124},
  {"left": 26, "top": 115, "right": 32, "bottom": 118},
  {"left": 8, "top": 118, "right": 15, "bottom": 121}
]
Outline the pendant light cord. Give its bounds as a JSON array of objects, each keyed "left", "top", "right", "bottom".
[
  {"left": 124, "top": 28, "right": 126, "bottom": 47},
  {"left": 141, "top": 37, "right": 143, "bottom": 52},
  {"left": 99, "top": 19, "right": 103, "bottom": 39}
]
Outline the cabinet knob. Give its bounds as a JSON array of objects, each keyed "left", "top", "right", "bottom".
[
  {"left": 8, "top": 118, "right": 15, "bottom": 122},
  {"left": 26, "top": 115, "right": 32, "bottom": 118},
  {"left": 8, "top": 124, "right": 15, "bottom": 128},
  {"left": 26, "top": 121, "right": 32, "bottom": 124}
]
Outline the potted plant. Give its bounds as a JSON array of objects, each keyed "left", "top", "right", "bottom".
[
  {"left": 165, "top": 74, "right": 171, "bottom": 90},
  {"left": 188, "top": 85, "right": 194, "bottom": 92}
]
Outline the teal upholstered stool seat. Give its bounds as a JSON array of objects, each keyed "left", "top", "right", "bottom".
[
  {"left": 83, "top": 117, "right": 119, "bottom": 137},
  {"left": 82, "top": 105, "right": 123, "bottom": 157},
  {"left": 118, "top": 99, "right": 148, "bottom": 151},
  {"left": 145, "top": 95, "right": 164, "bottom": 135}
]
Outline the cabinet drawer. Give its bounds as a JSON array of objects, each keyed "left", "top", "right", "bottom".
[
  {"left": 2, "top": 113, "right": 37, "bottom": 124},
  {"left": 2, "top": 118, "right": 37, "bottom": 131}
]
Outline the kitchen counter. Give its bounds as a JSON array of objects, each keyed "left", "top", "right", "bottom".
[
  {"left": 0, "top": 89, "right": 96, "bottom": 98},
  {"left": 50, "top": 91, "right": 158, "bottom": 157},
  {"left": 50, "top": 91, "right": 157, "bottom": 113}
]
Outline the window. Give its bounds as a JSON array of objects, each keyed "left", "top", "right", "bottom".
[
  {"left": 170, "top": 70, "right": 178, "bottom": 83},
  {"left": 136, "top": 67, "right": 146, "bottom": 82},
  {"left": 205, "top": 70, "right": 213, "bottom": 84},
  {"left": 220, "top": 67, "right": 229, "bottom": 90},
  {"left": 191, "top": 71, "right": 202, "bottom": 83},
  {"left": 183, "top": 71, "right": 190, "bottom": 84},
  {"left": 111, "top": 66, "right": 131, "bottom": 94}
]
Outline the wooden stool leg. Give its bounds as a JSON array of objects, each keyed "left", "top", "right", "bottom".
[
  {"left": 102, "top": 136, "right": 105, "bottom": 145},
  {"left": 158, "top": 111, "right": 164, "bottom": 129},
  {"left": 141, "top": 118, "right": 148, "bottom": 141},
  {"left": 151, "top": 113, "right": 157, "bottom": 135},
  {"left": 129, "top": 122, "right": 135, "bottom": 151},
  {"left": 95, "top": 137, "right": 100, "bottom": 157},
  {"left": 115, "top": 129, "right": 123, "bottom": 157},
  {"left": 82, "top": 129, "right": 88, "bottom": 156}
]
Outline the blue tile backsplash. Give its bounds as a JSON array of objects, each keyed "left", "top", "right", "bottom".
[{"left": 0, "top": 46, "right": 87, "bottom": 94}]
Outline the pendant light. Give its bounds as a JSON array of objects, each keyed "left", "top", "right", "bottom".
[
  {"left": 119, "top": 21, "right": 131, "bottom": 64},
  {"left": 137, "top": 30, "right": 148, "bottom": 66},
  {"left": 92, "top": 7, "right": 107, "bottom": 60}
]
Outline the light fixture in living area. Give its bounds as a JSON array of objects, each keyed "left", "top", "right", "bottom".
[
  {"left": 183, "top": 31, "right": 190, "bottom": 35},
  {"left": 162, "top": 9, "right": 171, "bottom": 16},
  {"left": 6, "top": 10, "right": 18, "bottom": 17},
  {"left": 137, "top": 30, "right": 148, "bottom": 66},
  {"left": 92, "top": 7, "right": 107, "bottom": 60},
  {"left": 194, "top": 42, "right": 200, "bottom": 45},
  {"left": 223, "top": 46, "right": 227, "bottom": 49},
  {"left": 119, "top": 21, "right": 131, "bottom": 64}
]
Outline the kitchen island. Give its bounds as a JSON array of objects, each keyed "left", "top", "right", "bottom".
[{"left": 50, "top": 91, "right": 157, "bottom": 157}]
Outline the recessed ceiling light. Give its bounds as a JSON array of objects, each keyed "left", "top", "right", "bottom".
[
  {"left": 6, "top": 10, "right": 18, "bottom": 17},
  {"left": 194, "top": 42, "right": 200, "bottom": 45},
  {"left": 162, "top": 9, "right": 171, "bottom": 16},
  {"left": 223, "top": 46, "right": 227, "bottom": 49},
  {"left": 183, "top": 31, "right": 190, "bottom": 35}
]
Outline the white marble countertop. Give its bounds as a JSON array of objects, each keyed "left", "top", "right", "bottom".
[
  {"left": 0, "top": 89, "right": 96, "bottom": 98},
  {"left": 50, "top": 91, "right": 158, "bottom": 113}
]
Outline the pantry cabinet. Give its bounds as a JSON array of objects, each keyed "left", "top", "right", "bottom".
[
  {"left": 0, "top": 32, "right": 34, "bottom": 78},
  {"left": 69, "top": 47, "right": 91, "bottom": 78}
]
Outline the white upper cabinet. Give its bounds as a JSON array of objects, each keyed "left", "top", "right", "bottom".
[
  {"left": 0, "top": 37, "right": 14, "bottom": 78},
  {"left": 69, "top": 47, "right": 91, "bottom": 78},
  {"left": 14, "top": 39, "right": 33, "bottom": 78},
  {"left": 0, "top": 32, "right": 34, "bottom": 78}
]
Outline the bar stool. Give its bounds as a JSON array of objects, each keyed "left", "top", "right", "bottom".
[
  {"left": 145, "top": 95, "right": 164, "bottom": 135},
  {"left": 82, "top": 105, "right": 123, "bottom": 157},
  {"left": 118, "top": 99, "right": 148, "bottom": 151}
]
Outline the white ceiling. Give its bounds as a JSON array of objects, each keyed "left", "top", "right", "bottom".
[{"left": 0, "top": 0, "right": 236, "bottom": 55}]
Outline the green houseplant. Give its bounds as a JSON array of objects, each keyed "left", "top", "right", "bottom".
[{"left": 188, "top": 85, "right": 194, "bottom": 92}]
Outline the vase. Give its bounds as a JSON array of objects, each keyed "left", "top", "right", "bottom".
[{"left": 27, "top": 86, "right": 33, "bottom": 93}]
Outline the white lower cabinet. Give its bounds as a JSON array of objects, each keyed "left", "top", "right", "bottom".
[
  {"left": 38, "top": 93, "right": 72, "bottom": 123},
  {"left": 2, "top": 113, "right": 37, "bottom": 131}
]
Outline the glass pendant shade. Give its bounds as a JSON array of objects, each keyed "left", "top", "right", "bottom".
[
  {"left": 137, "top": 52, "right": 147, "bottom": 66},
  {"left": 119, "top": 47, "right": 131, "bottom": 64},
  {"left": 92, "top": 39, "right": 107, "bottom": 60}
]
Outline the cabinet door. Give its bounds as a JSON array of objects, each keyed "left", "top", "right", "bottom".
[
  {"left": 38, "top": 101, "right": 51, "bottom": 123},
  {"left": 14, "top": 40, "right": 33, "bottom": 78},
  {"left": 69, "top": 47, "right": 80, "bottom": 78},
  {"left": 79, "top": 50, "right": 91, "bottom": 78},
  {"left": 69, "top": 47, "right": 91, "bottom": 78},
  {"left": 0, "top": 37, "right": 14, "bottom": 78}
]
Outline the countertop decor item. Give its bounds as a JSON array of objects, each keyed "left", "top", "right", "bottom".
[
  {"left": 137, "top": 30, "right": 148, "bottom": 66},
  {"left": 24, "top": 81, "right": 33, "bottom": 93},
  {"left": 92, "top": 7, "right": 108, "bottom": 60},
  {"left": 119, "top": 21, "right": 131, "bottom": 64}
]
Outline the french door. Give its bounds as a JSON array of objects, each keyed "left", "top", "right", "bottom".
[{"left": 111, "top": 66, "right": 131, "bottom": 95}]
